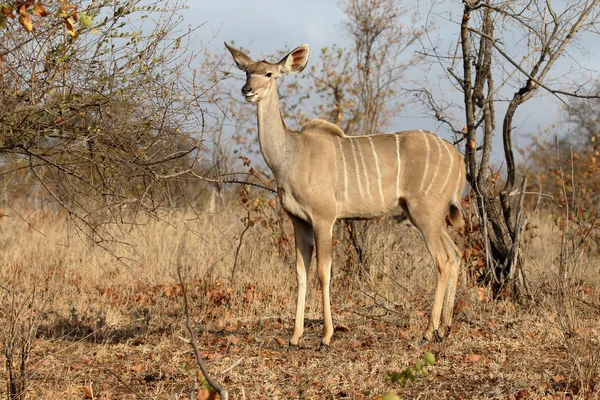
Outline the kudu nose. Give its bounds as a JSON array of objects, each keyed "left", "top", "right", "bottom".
[{"left": 242, "top": 84, "right": 253, "bottom": 95}]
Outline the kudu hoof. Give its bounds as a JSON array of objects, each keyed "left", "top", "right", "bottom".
[{"left": 288, "top": 343, "right": 300, "bottom": 351}]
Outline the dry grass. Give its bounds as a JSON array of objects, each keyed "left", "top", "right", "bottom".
[{"left": 0, "top": 204, "right": 598, "bottom": 399}]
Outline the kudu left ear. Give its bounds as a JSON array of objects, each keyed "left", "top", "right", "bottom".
[{"left": 278, "top": 44, "right": 310, "bottom": 74}]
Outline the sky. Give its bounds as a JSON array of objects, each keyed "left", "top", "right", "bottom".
[
  {"left": 193, "top": 0, "right": 345, "bottom": 55},
  {"left": 192, "top": 0, "right": 600, "bottom": 165}
]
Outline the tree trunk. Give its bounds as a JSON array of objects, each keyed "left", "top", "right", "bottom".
[{"left": 460, "top": 3, "right": 527, "bottom": 296}]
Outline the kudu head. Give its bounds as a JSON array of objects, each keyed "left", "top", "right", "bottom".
[{"left": 224, "top": 42, "right": 310, "bottom": 103}]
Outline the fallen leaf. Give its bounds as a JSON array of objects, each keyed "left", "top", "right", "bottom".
[
  {"left": 454, "top": 297, "right": 469, "bottom": 314},
  {"left": 273, "top": 337, "right": 287, "bottom": 346},
  {"left": 81, "top": 385, "right": 93, "bottom": 399},
  {"left": 197, "top": 388, "right": 219, "bottom": 400},
  {"left": 131, "top": 364, "right": 143, "bottom": 372},
  {"left": 465, "top": 353, "right": 482, "bottom": 363},
  {"left": 261, "top": 349, "right": 273, "bottom": 358},
  {"left": 477, "top": 287, "right": 486, "bottom": 302},
  {"left": 225, "top": 335, "right": 240, "bottom": 345}
]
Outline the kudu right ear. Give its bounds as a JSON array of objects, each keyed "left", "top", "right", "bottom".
[{"left": 224, "top": 42, "right": 253, "bottom": 71}]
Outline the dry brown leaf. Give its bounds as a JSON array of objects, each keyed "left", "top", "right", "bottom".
[
  {"left": 465, "top": 353, "right": 482, "bottom": 363},
  {"left": 81, "top": 385, "right": 93, "bottom": 399},
  {"left": 18, "top": 13, "right": 32, "bottom": 32},
  {"left": 130, "top": 364, "right": 143, "bottom": 372},
  {"left": 1, "top": 5, "right": 14, "bottom": 17},
  {"left": 261, "top": 349, "right": 273, "bottom": 358},
  {"left": 33, "top": 3, "right": 50, "bottom": 17},
  {"left": 273, "top": 336, "right": 286, "bottom": 346},
  {"left": 226, "top": 335, "right": 240, "bottom": 345},
  {"left": 64, "top": 17, "right": 75, "bottom": 37},
  {"left": 454, "top": 297, "right": 469, "bottom": 314},
  {"left": 477, "top": 287, "right": 486, "bottom": 302},
  {"left": 197, "top": 388, "right": 219, "bottom": 400}
]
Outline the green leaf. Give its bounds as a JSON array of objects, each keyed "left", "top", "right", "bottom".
[{"left": 79, "top": 12, "right": 93, "bottom": 27}]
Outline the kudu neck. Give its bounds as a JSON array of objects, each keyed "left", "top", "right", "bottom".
[{"left": 255, "top": 82, "right": 297, "bottom": 179}]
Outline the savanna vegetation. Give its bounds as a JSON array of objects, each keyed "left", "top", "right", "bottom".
[{"left": 1, "top": 0, "right": 599, "bottom": 399}]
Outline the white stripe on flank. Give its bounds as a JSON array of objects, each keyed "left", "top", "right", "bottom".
[
  {"left": 439, "top": 140, "right": 455, "bottom": 197},
  {"left": 337, "top": 136, "right": 349, "bottom": 201},
  {"left": 419, "top": 133, "right": 431, "bottom": 193},
  {"left": 395, "top": 134, "right": 401, "bottom": 198},
  {"left": 349, "top": 137, "right": 365, "bottom": 198},
  {"left": 353, "top": 136, "right": 372, "bottom": 199},
  {"left": 330, "top": 136, "right": 340, "bottom": 214},
  {"left": 424, "top": 135, "right": 442, "bottom": 196},
  {"left": 369, "top": 137, "right": 385, "bottom": 204}
]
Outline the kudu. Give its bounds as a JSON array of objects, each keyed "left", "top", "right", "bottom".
[{"left": 225, "top": 42, "right": 465, "bottom": 349}]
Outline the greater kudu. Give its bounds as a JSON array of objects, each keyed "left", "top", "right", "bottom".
[{"left": 225, "top": 42, "right": 465, "bottom": 349}]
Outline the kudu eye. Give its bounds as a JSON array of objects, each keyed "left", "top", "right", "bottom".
[{"left": 265, "top": 72, "right": 273, "bottom": 78}]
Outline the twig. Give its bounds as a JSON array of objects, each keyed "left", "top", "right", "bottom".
[
  {"left": 221, "top": 357, "right": 244, "bottom": 374},
  {"left": 230, "top": 208, "right": 251, "bottom": 284},
  {"left": 155, "top": 169, "right": 277, "bottom": 193},
  {"left": 177, "top": 239, "right": 229, "bottom": 400}
]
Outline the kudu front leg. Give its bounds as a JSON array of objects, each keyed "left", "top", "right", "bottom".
[
  {"left": 314, "top": 221, "right": 335, "bottom": 350},
  {"left": 289, "top": 219, "right": 314, "bottom": 348}
]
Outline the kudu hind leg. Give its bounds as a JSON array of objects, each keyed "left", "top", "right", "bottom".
[
  {"left": 289, "top": 219, "right": 314, "bottom": 347},
  {"left": 422, "top": 229, "right": 452, "bottom": 342},
  {"left": 438, "top": 229, "right": 461, "bottom": 338},
  {"left": 400, "top": 201, "right": 450, "bottom": 342}
]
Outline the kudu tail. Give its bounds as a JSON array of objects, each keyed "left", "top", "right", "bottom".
[
  {"left": 448, "top": 202, "right": 464, "bottom": 228},
  {"left": 447, "top": 163, "right": 466, "bottom": 228}
]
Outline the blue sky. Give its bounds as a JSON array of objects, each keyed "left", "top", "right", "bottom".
[{"left": 193, "top": 0, "right": 345, "bottom": 55}]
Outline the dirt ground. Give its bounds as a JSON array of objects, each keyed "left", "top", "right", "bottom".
[{"left": 1, "top": 210, "right": 598, "bottom": 399}]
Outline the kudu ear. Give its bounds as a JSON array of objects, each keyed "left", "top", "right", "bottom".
[
  {"left": 224, "top": 42, "right": 253, "bottom": 71},
  {"left": 278, "top": 44, "right": 310, "bottom": 74}
]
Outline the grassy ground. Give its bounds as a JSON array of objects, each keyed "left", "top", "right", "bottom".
[{"left": 0, "top": 205, "right": 598, "bottom": 399}]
